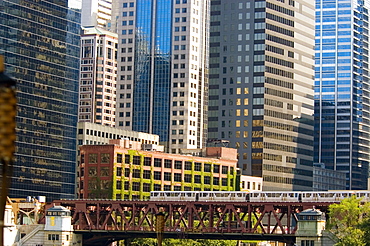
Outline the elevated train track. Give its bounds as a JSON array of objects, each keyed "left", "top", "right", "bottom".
[{"left": 51, "top": 190, "right": 367, "bottom": 245}]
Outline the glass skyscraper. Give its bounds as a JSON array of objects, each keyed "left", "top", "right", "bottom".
[
  {"left": 114, "top": 0, "right": 209, "bottom": 153},
  {"left": 208, "top": 0, "right": 315, "bottom": 191},
  {"left": 314, "top": 0, "right": 370, "bottom": 189},
  {"left": 0, "top": 0, "right": 81, "bottom": 200}
]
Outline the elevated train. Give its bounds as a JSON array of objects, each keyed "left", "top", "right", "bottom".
[{"left": 150, "top": 191, "right": 370, "bottom": 203}]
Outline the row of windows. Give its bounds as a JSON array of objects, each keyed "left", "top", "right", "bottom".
[
  {"left": 266, "top": 55, "right": 294, "bottom": 68},
  {"left": 265, "top": 109, "right": 293, "bottom": 120},
  {"left": 78, "top": 129, "right": 147, "bottom": 143},
  {"left": 116, "top": 181, "right": 230, "bottom": 194},
  {"left": 221, "top": 120, "right": 248, "bottom": 127},
  {"left": 263, "top": 175, "right": 312, "bottom": 187},
  {"left": 220, "top": 131, "right": 248, "bottom": 139},
  {"left": 266, "top": 23, "right": 294, "bottom": 37},
  {"left": 123, "top": 2, "right": 134, "bottom": 8},
  {"left": 265, "top": 77, "right": 293, "bottom": 89},
  {"left": 264, "top": 98, "right": 283, "bottom": 108},
  {"left": 267, "top": 34, "right": 294, "bottom": 47},
  {"left": 264, "top": 164, "right": 312, "bottom": 177},
  {"left": 265, "top": 87, "right": 293, "bottom": 100},
  {"left": 117, "top": 155, "right": 234, "bottom": 173},
  {"left": 266, "top": 12, "right": 294, "bottom": 27},
  {"left": 266, "top": 44, "right": 284, "bottom": 55},
  {"left": 266, "top": 2, "right": 294, "bottom": 17},
  {"left": 264, "top": 131, "right": 313, "bottom": 146},
  {"left": 264, "top": 120, "right": 313, "bottom": 136},
  {"left": 118, "top": 170, "right": 230, "bottom": 185},
  {"left": 266, "top": 66, "right": 294, "bottom": 79},
  {"left": 264, "top": 142, "right": 312, "bottom": 156}
]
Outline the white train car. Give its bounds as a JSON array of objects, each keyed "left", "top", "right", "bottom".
[
  {"left": 150, "top": 191, "right": 370, "bottom": 203},
  {"left": 150, "top": 191, "right": 197, "bottom": 201},
  {"left": 198, "top": 191, "right": 248, "bottom": 202}
]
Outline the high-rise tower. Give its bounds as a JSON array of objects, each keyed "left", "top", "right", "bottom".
[
  {"left": 79, "top": 27, "right": 118, "bottom": 127},
  {"left": 114, "top": 0, "right": 209, "bottom": 153},
  {"left": 81, "top": 0, "right": 112, "bottom": 29},
  {"left": 314, "top": 0, "right": 370, "bottom": 190},
  {"left": 0, "top": 0, "right": 81, "bottom": 200},
  {"left": 208, "top": 0, "right": 315, "bottom": 190}
]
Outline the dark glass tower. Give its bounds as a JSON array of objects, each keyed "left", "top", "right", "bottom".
[
  {"left": 0, "top": 0, "right": 81, "bottom": 200},
  {"left": 314, "top": 0, "right": 370, "bottom": 190}
]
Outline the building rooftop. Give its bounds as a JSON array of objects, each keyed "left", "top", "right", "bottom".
[{"left": 82, "top": 26, "right": 118, "bottom": 37}]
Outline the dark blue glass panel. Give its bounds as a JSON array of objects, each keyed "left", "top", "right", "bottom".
[{"left": 0, "top": 0, "right": 80, "bottom": 201}]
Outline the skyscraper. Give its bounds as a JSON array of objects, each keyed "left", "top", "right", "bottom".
[
  {"left": 81, "top": 0, "right": 113, "bottom": 29},
  {"left": 0, "top": 0, "right": 81, "bottom": 200},
  {"left": 114, "top": 0, "right": 209, "bottom": 153},
  {"left": 79, "top": 27, "right": 118, "bottom": 127},
  {"left": 314, "top": 0, "right": 370, "bottom": 190},
  {"left": 208, "top": 0, "right": 315, "bottom": 190}
]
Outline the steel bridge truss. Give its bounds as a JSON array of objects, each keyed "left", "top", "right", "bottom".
[{"left": 52, "top": 200, "right": 330, "bottom": 245}]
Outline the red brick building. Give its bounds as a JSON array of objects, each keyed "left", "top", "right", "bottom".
[{"left": 78, "top": 140, "right": 239, "bottom": 199}]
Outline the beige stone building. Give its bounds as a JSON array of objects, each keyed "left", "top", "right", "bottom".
[{"left": 79, "top": 27, "right": 118, "bottom": 127}]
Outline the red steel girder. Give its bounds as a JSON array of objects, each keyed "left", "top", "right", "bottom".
[{"left": 52, "top": 200, "right": 330, "bottom": 235}]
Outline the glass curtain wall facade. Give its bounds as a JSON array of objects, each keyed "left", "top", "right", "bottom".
[
  {"left": 116, "top": 0, "right": 209, "bottom": 152},
  {"left": 209, "top": 0, "right": 315, "bottom": 190},
  {"left": 314, "top": 0, "right": 370, "bottom": 190},
  {"left": 0, "top": 0, "right": 81, "bottom": 200}
]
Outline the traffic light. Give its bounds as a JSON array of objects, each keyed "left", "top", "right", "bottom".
[{"left": 0, "top": 55, "right": 16, "bottom": 246}]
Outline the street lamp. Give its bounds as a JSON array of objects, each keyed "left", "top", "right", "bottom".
[{"left": 0, "top": 55, "right": 16, "bottom": 246}]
